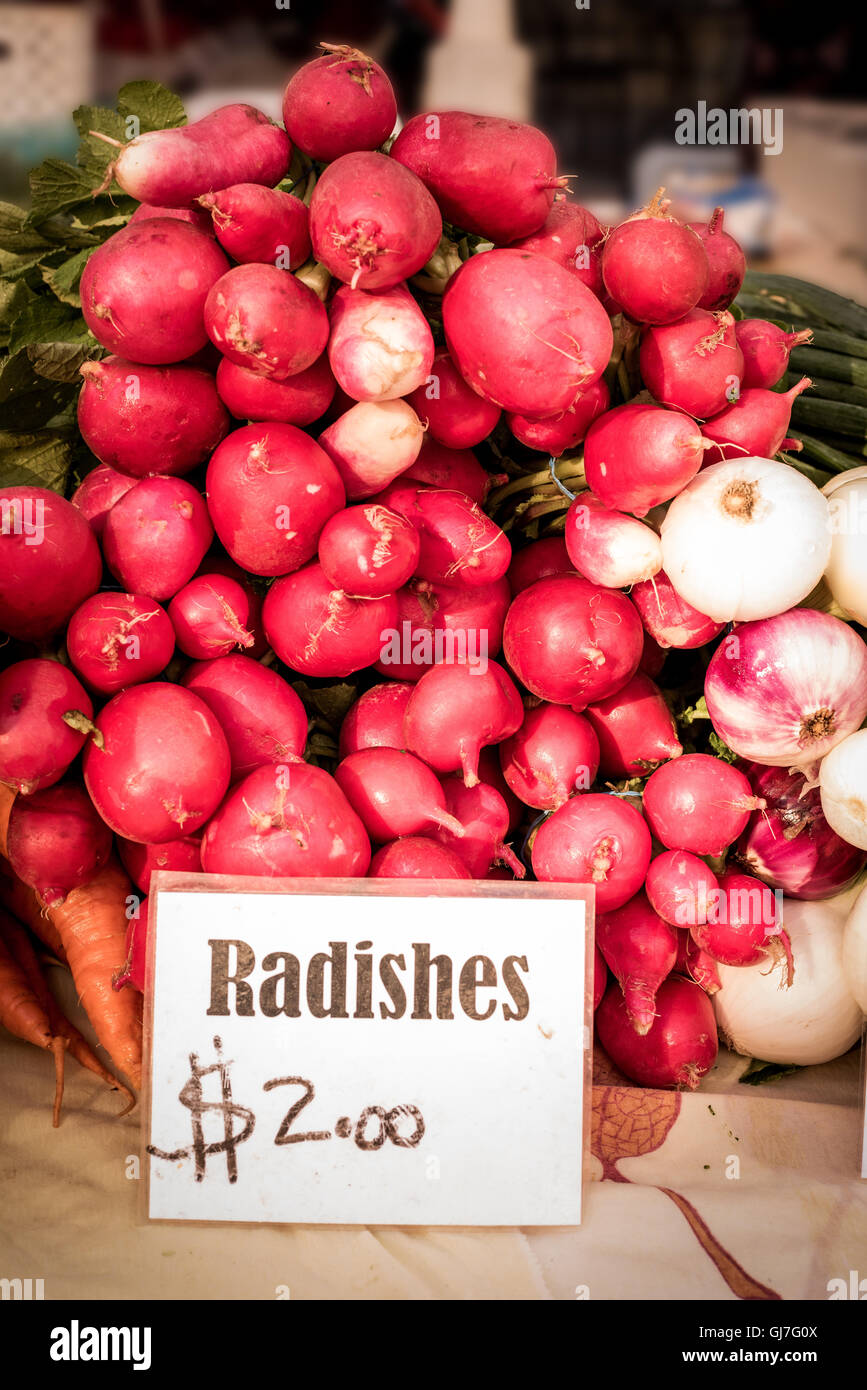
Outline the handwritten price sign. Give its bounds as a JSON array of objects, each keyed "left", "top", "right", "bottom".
[{"left": 145, "top": 877, "right": 592, "bottom": 1226}]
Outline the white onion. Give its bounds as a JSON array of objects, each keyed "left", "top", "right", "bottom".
[
  {"left": 823, "top": 468, "right": 867, "bottom": 626},
  {"left": 661, "top": 457, "right": 831, "bottom": 622},
  {"left": 714, "top": 894, "right": 863, "bottom": 1065},
  {"left": 820, "top": 729, "right": 867, "bottom": 850},
  {"left": 842, "top": 880, "right": 867, "bottom": 1013}
]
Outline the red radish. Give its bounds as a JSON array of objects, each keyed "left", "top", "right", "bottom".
[
  {"left": 114, "top": 896, "right": 148, "bottom": 994},
  {"left": 405, "top": 349, "right": 501, "bottom": 450},
  {"left": 168, "top": 574, "right": 255, "bottom": 659},
  {"left": 691, "top": 870, "right": 791, "bottom": 977},
  {"left": 476, "top": 746, "right": 523, "bottom": 835},
  {"left": 0, "top": 487, "right": 102, "bottom": 642},
  {"left": 503, "top": 575, "right": 644, "bottom": 710},
  {"left": 403, "top": 437, "right": 501, "bottom": 504},
  {"left": 194, "top": 554, "right": 267, "bottom": 659},
  {"left": 630, "top": 570, "right": 724, "bottom": 650},
  {"left": 206, "top": 422, "right": 344, "bottom": 576},
  {"left": 327, "top": 284, "right": 435, "bottom": 402},
  {"left": 596, "top": 892, "right": 678, "bottom": 1035},
  {"left": 117, "top": 834, "right": 201, "bottom": 894},
  {"left": 639, "top": 309, "right": 744, "bottom": 419},
  {"left": 583, "top": 403, "right": 709, "bottom": 515},
  {"left": 0, "top": 660, "right": 93, "bottom": 796},
  {"left": 593, "top": 945, "right": 608, "bottom": 1011},
  {"left": 508, "top": 199, "right": 606, "bottom": 298},
  {"left": 6, "top": 782, "right": 112, "bottom": 906},
  {"left": 200, "top": 759, "right": 371, "bottom": 878},
  {"left": 197, "top": 184, "right": 310, "bottom": 268},
  {"left": 282, "top": 44, "right": 397, "bottom": 162},
  {"left": 262, "top": 562, "right": 398, "bottom": 678},
  {"left": 507, "top": 537, "right": 575, "bottom": 595},
  {"left": 638, "top": 629, "right": 667, "bottom": 679},
  {"left": 369, "top": 837, "right": 472, "bottom": 880},
  {"left": 403, "top": 659, "right": 523, "bottom": 786},
  {"left": 411, "top": 490, "right": 511, "bottom": 588},
  {"left": 82, "top": 683, "right": 231, "bottom": 843},
  {"left": 129, "top": 203, "right": 213, "bottom": 233},
  {"left": 390, "top": 112, "right": 564, "bottom": 244},
  {"left": 735, "top": 319, "right": 813, "bottom": 390},
  {"left": 499, "top": 703, "right": 600, "bottom": 811},
  {"left": 507, "top": 378, "right": 609, "bottom": 455},
  {"left": 595, "top": 975, "right": 717, "bottom": 1090},
  {"left": 443, "top": 250, "right": 614, "bottom": 416},
  {"left": 374, "top": 577, "right": 510, "bottom": 680},
  {"left": 339, "top": 682, "right": 414, "bottom": 758},
  {"left": 309, "top": 151, "right": 441, "bottom": 291},
  {"left": 67, "top": 592, "right": 175, "bottom": 695},
  {"left": 319, "top": 399, "right": 424, "bottom": 499},
  {"left": 181, "top": 653, "right": 307, "bottom": 783},
  {"left": 77, "top": 356, "right": 229, "bottom": 478},
  {"left": 531, "top": 792, "right": 652, "bottom": 911},
  {"left": 601, "top": 188, "right": 709, "bottom": 324},
  {"left": 371, "top": 583, "right": 434, "bottom": 682},
  {"left": 432, "top": 779, "right": 525, "bottom": 878},
  {"left": 675, "top": 929, "right": 722, "bottom": 996},
  {"left": 701, "top": 378, "right": 812, "bottom": 461},
  {"left": 216, "top": 354, "right": 336, "bottom": 426},
  {"left": 71, "top": 463, "right": 136, "bottom": 537},
  {"left": 584, "top": 672, "right": 682, "bottom": 778},
  {"left": 102, "top": 476, "right": 212, "bottom": 601},
  {"left": 80, "top": 219, "right": 229, "bottom": 364},
  {"left": 335, "top": 747, "right": 465, "bottom": 843},
  {"left": 643, "top": 754, "right": 764, "bottom": 858},
  {"left": 646, "top": 850, "right": 720, "bottom": 929},
  {"left": 204, "top": 264, "right": 328, "bottom": 380},
  {"left": 565, "top": 492, "right": 661, "bottom": 587},
  {"left": 688, "top": 208, "right": 746, "bottom": 312},
  {"left": 318, "top": 504, "right": 420, "bottom": 599}
]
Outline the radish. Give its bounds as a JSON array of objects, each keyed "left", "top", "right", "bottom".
[
  {"left": 507, "top": 378, "right": 609, "bottom": 455},
  {"left": 194, "top": 554, "right": 267, "bottom": 659},
  {"left": 77, "top": 356, "right": 229, "bottom": 478},
  {"left": 601, "top": 189, "right": 709, "bottom": 324},
  {"left": 735, "top": 319, "right": 813, "bottom": 390},
  {"left": 476, "top": 746, "right": 523, "bottom": 834},
  {"left": 507, "top": 537, "right": 575, "bottom": 595},
  {"left": 411, "top": 490, "right": 511, "bottom": 589},
  {"left": 499, "top": 703, "right": 600, "bottom": 811},
  {"left": 582, "top": 403, "right": 709, "bottom": 514},
  {"left": 691, "top": 870, "right": 791, "bottom": 978},
  {"left": 82, "top": 683, "right": 231, "bottom": 843},
  {"left": 335, "top": 748, "right": 465, "bottom": 843},
  {"left": 197, "top": 184, "right": 310, "bottom": 268},
  {"left": 596, "top": 892, "right": 678, "bottom": 1035},
  {"left": 564, "top": 492, "right": 662, "bottom": 587},
  {"left": 374, "top": 577, "right": 510, "bottom": 680},
  {"left": 675, "top": 929, "right": 722, "bottom": 996},
  {"left": 369, "top": 837, "right": 472, "bottom": 880},
  {"left": 319, "top": 399, "right": 424, "bottom": 500},
  {"left": 205, "top": 421, "right": 345, "bottom": 576},
  {"left": 688, "top": 208, "right": 746, "bottom": 312},
  {"left": 390, "top": 112, "right": 564, "bottom": 244},
  {"left": 338, "top": 682, "right": 414, "bottom": 758},
  {"left": 594, "top": 945, "right": 608, "bottom": 1011},
  {"left": 102, "top": 476, "right": 213, "bottom": 601},
  {"left": 168, "top": 574, "right": 256, "bottom": 659},
  {"left": 117, "top": 833, "right": 201, "bottom": 895},
  {"left": 327, "top": 284, "right": 435, "bottom": 402},
  {"left": 639, "top": 309, "right": 744, "bottom": 420},
  {"left": 646, "top": 850, "right": 720, "bottom": 929},
  {"left": 638, "top": 630, "right": 667, "bottom": 679},
  {"left": 508, "top": 199, "right": 606, "bottom": 298},
  {"left": 531, "top": 792, "right": 651, "bottom": 911},
  {"left": 443, "top": 250, "right": 614, "bottom": 416},
  {"left": 630, "top": 570, "right": 724, "bottom": 650},
  {"left": 403, "top": 437, "right": 501, "bottom": 504},
  {"left": 262, "top": 562, "right": 398, "bottom": 678},
  {"left": 216, "top": 354, "right": 336, "bottom": 426},
  {"left": 282, "top": 43, "right": 397, "bottom": 162},
  {"left": 129, "top": 203, "right": 213, "bottom": 234},
  {"left": 431, "top": 779, "right": 525, "bottom": 878},
  {"left": 701, "top": 378, "right": 812, "bottom": 461},
  {"left": 595, "top": 975, "right": 717, "bottom": 1090},
  {"left": 643, "top": 754, "right": 763, "bottom": 858},
  {"left": 0, "top": 660, "right": 93, "bottom": 796},
  {"left": 80, "top": 219, "right": 229, "bottom": 364},
  {"left": 0, "top": 486, "right": 102, "bottom": 642},
  {"left": 318, "top": 504, "right": 420, "bottom": 599},
  {"left": 71, "top": 463, "right": 136, "bottom": 537},
  {"left": 584, "top": 672, "right": 682, "bottom": 778},
  {"left": 403, "top": 659, "right": 523, "bottom": 786},
  {"left": 6, "top": 782, "right": 112, "bottom": 907},
  {"left": 405, "top": 349, "right": 501, "bottom": 450},
  {"left": 309, "top": 151, "right": 441, "bottom": 291},
  {"left": 67, "top": 592, "right": 175, "bottom": 695},
  {"left": 503, "top": 574, "right": 644, "bottom": 710},
  {"left": 102, "top": 104, "right": 290, "bottom": 207},
  {"left": 181, "top": 653, "right": 308, "bottom": 783},
  {"left": 204, "top": 264, "right": 329, "bottom": 380},
  {"left": 200, "top": 759, "right": 371, "bottom": 879}
]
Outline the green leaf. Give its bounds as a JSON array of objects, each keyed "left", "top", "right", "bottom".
[
  {"left": 0, "top": 428, "right": 74, "bottom": 492},
  {"left": 0, "top": 201, "right": 54, "bottom": 254},
  {"left": 26, "top": 341, "right": 91, "bottom": 383},
  {"left": 73, "top": 104, "right": 127, "bottom": 175},
  {"left": 0, "top": 248, "right": 49, "bottom": 282},
  {"left": 7, "top": 297, "right": 92, "bottom": 356},
  {"left": 42, "top": 247, "right": 94, "bottom": 307},
  {"left": 708, "top": 731, "right": 738, "bottom": 764},
  {"left": 29, "top": 159, "right": 96, "bottom": 222},
  {"left": 0, "top": 281, "right": 37, "bottom": 345},
  {"left": 290, "top": 679, "right": 357, "bottom": 732},
  {"left": 678, "top": 695, "right": 711, "bottom": 726},
  {"left": 0, "top": 352, "right": 78, "bottom": 431},
  {"left": 117, "top": 81, "right": 186, "bottom": 134},
  {"left": 67, "top": 196, "right": 137, "bottom": 231}
]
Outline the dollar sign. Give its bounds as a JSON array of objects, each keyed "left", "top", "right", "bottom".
[{"left": 148, "top": 1036, "right": 255, "bottom": 1183}]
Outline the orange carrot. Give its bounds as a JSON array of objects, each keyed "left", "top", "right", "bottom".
[
  {"left": 0, "top": 928, "right": 66, "bottom": 1125},
  {"left": 0, "top": 858, "right": 67, "bottom": 960},
  {"left": 0, "top": 782, "right": 14, "bottom": 857}
]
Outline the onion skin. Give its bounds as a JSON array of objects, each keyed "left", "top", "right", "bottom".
[
  {"left": 842, "top": 881, "right": 867, "bottom": 1014},
  {"left": 596, "top": 976, "right": 718, "bottom": 1091},
  {"left": 819, "top": 729, "right": 867, "bottom": 851}
]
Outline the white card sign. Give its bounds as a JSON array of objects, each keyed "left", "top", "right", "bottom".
[{"left": 144, "top": 876, "right": 593, "bottom": 1227}]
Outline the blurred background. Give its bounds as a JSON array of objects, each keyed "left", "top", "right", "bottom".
[{"left": 0, "top": 0, "right": 864, "bottom": 295}]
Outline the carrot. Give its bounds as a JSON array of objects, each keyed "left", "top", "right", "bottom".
[
  {"left": 0, "top": 782, "right": 14, "bottom": 857},
  {"left": 0, "top": 928, "right": 66, "bottom": 1125},
  {"left": 0, "top": 857, "right": 67, "bottom": 960}
]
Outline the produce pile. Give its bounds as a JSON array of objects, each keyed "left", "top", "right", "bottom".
[{"left": 1, "top": 43, "right": 867, "bottom": 1121}]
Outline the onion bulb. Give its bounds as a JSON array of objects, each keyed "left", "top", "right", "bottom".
[
  {"left": 823, "top": 468, "right": 867, "bottom": 626},
  {"left": 820, "top": 729, "right": 867, "bottom": 850},
  {"left": 842, "top": 880, "right": 867, "bottom": 1014}
]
